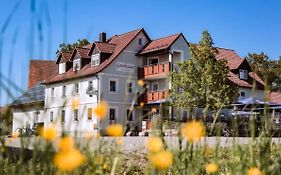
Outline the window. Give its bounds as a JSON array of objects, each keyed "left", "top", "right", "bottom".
[
  {"left": 74, "top": 83, "right": 79, "bottom": 94},
  {"left": 91, "top": 53, "right": 100, "bottom": 66},
  {"left": 127, "top": 81, "right": 134, "bottom": 93},
  {"left": 239, "top": 69, "right": 248, "bottom": 80},
  {"left": 62, "top": 86, "right": 66, "bottom": 97},
  {"left": 151, "top": 83, "right": 159, "bottom": 91},
  {"left": 34, "top": 111, "right": 39, "bottom": 123},
  {"left": 73, "top": 59, "right": 81, "bottom": 71},
  {"left": 51, "top": 88, "right": 55, "bottom": 97},
  {"left": 240, "top": 91, "right": 245, "bottom": 97},
  {"left": 109, "top": 108, "right": 116, "bottom": 121},
  {"left": 50, "top": 111, "right": 54, "bottom": 122},
  {"left": 74, "top": 109, "right": 79, "bottom": 122},
  {"left": 127, "top": 109, "right": 133, "bottom": 121},
  {"left": 88, "top": 108, "right": 92, "bottom": 120},
  {"left": 138, "top": 38, "right": 143, "bottom": 45},
  {"left": 61, "top": 110, "right": 65, "bottom": 123},
  {"left": 59, "top": 63, "right": 66, "bottom": 74},
  {"left": 148, "top": 57, "right": 159, "bottom": 65},
  {"left": 109, "top": 80, "right": 117, "bottom": 92}
]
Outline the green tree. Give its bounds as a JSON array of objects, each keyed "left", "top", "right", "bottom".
[
  {"left": 170, "top": 31, "right": 237, "bottom": 119},
  {"left": 56, "top": 39, "right": 90, "bottom": 54},
  {"left": 246, "top": 53, "right": 281, "bottom": 90}
]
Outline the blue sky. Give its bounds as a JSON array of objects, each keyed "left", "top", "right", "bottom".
[{"left": 1, "top": 0, "right": 281, "bottom": 105}]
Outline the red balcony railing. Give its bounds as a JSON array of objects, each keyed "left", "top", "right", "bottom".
[
  {"left": 138, "top": 62, "right": 170, "bottom": 79},
  {"left": 139, "top": 90, "right": 169, "bottom": 104}
]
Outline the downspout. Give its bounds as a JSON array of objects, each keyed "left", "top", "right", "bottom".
[
  {"left": 95, "top": 74, "right": 100, "bottom": 132},
  {"left": 168, "top": 50, "right": 174, "bottom": 121}
]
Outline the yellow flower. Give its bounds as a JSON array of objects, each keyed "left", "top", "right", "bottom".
[
  {"left": 71, "top": 97, "right": 80, "bottom": 109},
  {"left": 58, "top": 137, "right": 74, "bottom": 152},
  {"left": 149, "top": 151, "right": 173, "bottom": 170},
  {"left": 146, "top": 137, "right": 163, "bottom": 153},
  {"left": 116, "top": 137, "right": 123, "bottom": 145},
  {"left": 247, "top": 167, "right": 263, "bottom": 175},
  {"left": 140, "top": 102, "right": 145, "bottom": 107},
  {"left": 205, "top": 163, "right": 219, "bottom": 174},
  {"left": 151, "top": 108, "right": 157, "bottom": 113},
  {"left": 138, "top": 80, "right": 144, "bottom": 87},
  {"left": 93, "top": 101, "right": 108, "bottom": 120},
  {"left": 53, "top": 149, "right": 85, "bottom": 172},
  {"left": 40, "top": 125, "right": 57, "bottom": 141},
  {"left": 103, "top": 163, "right": 109, "bottom": 170},
  {"left": 106, "top": 124, "right": 123, "bottom": 136},
  {"left": 181, "top": 120, "right": 205, "bottom": 143},
  {"left": 12, "top": 132, "right": 19, "bottom": 138}
]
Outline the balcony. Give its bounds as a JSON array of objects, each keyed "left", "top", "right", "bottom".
[
  {"left": 139, "top": 90, "right": 169, "bottom": 104},
  {"left": 138, "top": 62, "right": 170, "bottom": 80}
]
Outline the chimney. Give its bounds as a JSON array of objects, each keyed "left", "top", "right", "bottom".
[{"left": 99, "top": 32, "right": 106, "bottom": 42}]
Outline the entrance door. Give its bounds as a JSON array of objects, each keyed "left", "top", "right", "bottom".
[{"left": 148, "top": 57, "right": 159, "bottom": 65}]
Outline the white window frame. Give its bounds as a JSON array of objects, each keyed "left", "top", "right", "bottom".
[
  {"left": 73, "top": 109, "right": 79, "bottom": 122},
  {"left": 147, "top": 57, "right": 159, "bottom": 66},
  {"left": 151, "top": 82, "right": 159, "bottom": 92},
  {"left": 74, "top": 83, "right": 79, "bottom": 95},
  {"left": 126, "top": 80, "right": 134, "bottom": 94},
  {"left": 34, "top": 111, "right": 40, "bottom": 123},
  {"left": 61, "top": 110, "right": 65, "bottom": 123},
  {"left": 240, "top": 91, "right": 246, "bottom": 98},
  {"left": 62, "top": 85, "right": 66, "bottom": 97},
  {"left": 73, "top": 59, "right": 81, "bottom": 71},
  {"left": 239, "top": 69, "right": 248, "bottom": 80},
  {"left": 109, "top": 78, "right": 118, "bottom": 93},
  {"left": 59, "top": 62, "right": 66, "bottom": 74},
  {"left": 109, "top": 107, "right": 118, "bottom": 121},
  {"left": 50, "top": 111, "right": 54, "bottom": 122},
  {"left": 51, "top": 87, "right": 55, "bottom": 98},
  {"left": 91, "top": 53, "right": 100, "bottom": 66}
]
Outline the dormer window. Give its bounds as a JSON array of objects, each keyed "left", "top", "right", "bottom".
[
  {"left": 59, "top": 62, "right": 66, "bottom": 74},
  {"left": 138, "top": 38, "right": 143, "bottom": 45},
  {"left": 239, "top": 69, "right": 248, "bottom": 80},
  {"left": 91, "top": 53, "right": 100, "bottom": 66},
  {"left": 73, "top": 59, "right": 81, "bottom": 71}
]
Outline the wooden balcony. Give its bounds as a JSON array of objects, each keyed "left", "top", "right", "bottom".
[
  {"left": 138, "top": 62, "right": 170, "bottom": 80},
  {"left": 139, "top": 90, "right": 169, "bottom": 104}
]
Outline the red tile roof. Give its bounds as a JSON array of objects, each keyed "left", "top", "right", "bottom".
[
  {"left": 139, "top": 33, "right": 181, "bottom": 55},
  {"left": 215, "top": 47, "right": 244, "bottom": 70},
  {"left": 71, "top": 47, "right": 91, "bottom": 60},
  {"left": 95, "top": 42, "right": 116, "bottom": 53},
  {"left": 28, "top": 60, "right": 57, "bottom": 88},
  {"left": 46, "top": 28, "right": 143, "bottom": 84},
  {"left": 227, "top": 72, "right": 253, "bottom": 88},
  {"left": 267, "top": 91, "right": 281, "bottom": 104},
  {"left": 56, "top": 51, "right": 72, "bottom": 64},
  {"left": 249, "top": 72, "right": 265, "bottom": 86}
]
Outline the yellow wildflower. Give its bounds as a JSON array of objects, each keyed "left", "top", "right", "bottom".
[
  {"left": 12, "top": 132, "right": 19, "bottom": 138},
  {"left": 146, "top": 137, "right": 163, "bottom": 153},
  {"left": 106, "top": 124, "right": 123, "bottom": 136},
  {"left": 71, "top": 97, "right": 80, "bottom": 110},
  {"left": 58, "top": 137, "right": 74, "bottom": 152},
  {"left": 151, "top": 108, "right": 157, "bottom": 113},
  {"left": 40, "top": 125, "right": 57, "bottom": 141},
  {"left": 140, "top": 102, "right": 145, "bottom": 107},
  {"left": 116, "top": 137, "right": 123, "bottom": 145},
  {"left": 205, "top": 163, "right": 219, "bottom": 174},
  {"left": 138, "top": 80, "right": 144, "bottom": 87},
  {"left": 93, "top": 101, "right": 108, "bottom": 120},
  {"left": 181, "top": 120, "right": 205, "bottom": 143},
  {"left": 53, "top": 149, "right": 85, "bottom": 172},
  {"left": 149, "top": 151, "right": 173, "bottom": 170},
  {"left": 103, "top": 163, "right": 109, "bottom": 170},
  {"left": 247, "top": 167, "right": 263, "bottom": 175}
]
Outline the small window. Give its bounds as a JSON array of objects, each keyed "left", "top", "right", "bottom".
[
  {"left": 51, "top": 88, "right": 55, "bottom": 97},
  {"left": 34, "top": 111, "right": 39, "bottom": 123},
  {"left": 127, "top": 81, "right": 133, "bottom": 93},
  {"left": 62, "top": 86, "right": 66, "bottom": 97},
  {"left": 50, "top": 111, "right": 54, "bottom": 122},
  {"left": 138, "top": 38, "right": 143, "bottom": 45},
  {"left": 73, "top": 59, "right": 81, "bottom": 71},
  {"left": 152, "top": 83, "right": 159, "bottom": 91},
  {"left": 91, "top": 53, "right": 100, "bottom": 66},
  {"left": 74, "top": 109, "right": 79, "bottom": 122},
  {"left": 240, "top": 91, "right": 245, "bottom": 97},
  {"left": 109, "top": 80, "right": 117, "bottom": 92},
  {"left": 59, "top": 62, "right": 66, "bottom": 74},
  {"left": 239, "top": 69, "right": 248, "bottom": 80},
  {"left": 75, "top": 83, "right": 79, "bottom": 94},
  {"left": 109, "top": 108, "right": 116, "bottom": 121},
  {"left": 127, "top": 109, "right": 133, "bottom": 121},
  {"left": 88, "top": 108, "right": 92, "bottom": 120},
  {"left": 61, "top": 110, "right": 65, "bottom": 123}
]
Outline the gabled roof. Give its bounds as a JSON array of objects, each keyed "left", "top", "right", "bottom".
[
  {"left": 267, "top": 91, "right": 281, "bottom": 105},
  {"left": 215, "top": 47, "right": 244, "bottom": 70},
  {"left": 139, "top": 33, "right": 182, "bottom": 55},
  {"left": 28, "top": 60, "right": 57, "bottom": 89},
  {"left": 12, "top": 82, "right": 45, "bottom": 107},
  {"left": 46, "top": 28, "right": 145, "bottom": 84},
  {"left": 70, "top": 47, "right": 91, "bottom": 60},
  {"left": 95, "top": 42, "right": 116, "bottom": 53},
  {"left": 249, "top": 72, "right": 265, "bottom": 86},
  {"left": 56, "top": 51, "right": 72, "bottom": 64}
]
